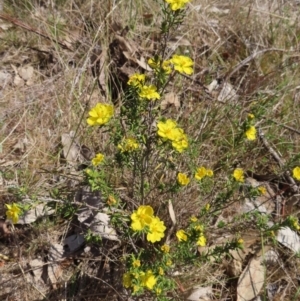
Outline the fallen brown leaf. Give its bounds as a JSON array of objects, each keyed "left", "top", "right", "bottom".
[{"left": 161, "top": 92, "right": 180, "bottom": 110}]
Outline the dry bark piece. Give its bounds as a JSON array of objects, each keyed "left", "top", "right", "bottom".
[
  {"left": 276, "top": 227, "right": 300, "bottom": 253},
  {"left": 168, "top": 199, "right": 176, "bottom": 225},
  {"left": 187, "top": 286, "right": 213, "bottom": 301},
  {"left": 48, "top": 243, "right": 65, "bottom": 262},
  {"left": 47, "top": 262, "right": 62, "bottom": 287},
  {"left": 46, "top": 243, "right": 64, "bottom": 286},
  {"left": 242, "top": 177, "right": 276, "bottom": 215},
  {"left": 227, "top": 258, "right": 243, "bottom": 277},
  {"left": 216, "top": 82, "right": 237, "bottom": 103},
  {"left": 207, "top": 79, "right": 237, "bottom": 103},
  {"left": 61, "top": 132, "right": 85, "bottom": 165},
  {"left": 64, "top": 234, "right": 85, "bottom": 253},
  {"left": 161, "top": 92, "right": 180, "bottom": 110},
  {"left": 75, "top": 186, "right": 104, "bottom": 225},
  {"left": 260, "top": 249, "right": 279, "bottom": 265},
  {"left": 136, "top": 56, "right": 151, "bottom": 71},
  {"left": 76, "top": 186, "right": 103, "bottom": 208},
  {"left": 26, "top": 258, "right": 46, "bottom": 288},
  {"left": 29, "top": 258, "right": 44, "bottom": 278},
  {"left": 90, "top": 212, "right": 120, "bottom": 242},
  {"left": 237, "top": 256, "right": 265, "bottom": 301},
  {"left": 17, "top": 203, "right": 55, "bottom": 224},
  {"left": 75, "top": 187, "right": 119, "bottom": 242},
  {"left": 219, "top": 177, "right": 278, "bottom": 225}
]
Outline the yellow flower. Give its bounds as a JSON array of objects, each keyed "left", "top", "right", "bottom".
[
  {"left": 177, "top": 173, "right": 190, "bottom": 186},
  {"left": 158, "top": 267, "right": 164, "bottom": 275},
  {"left": 147, "top": 217, "right": 166, "bottom": 243},
  {"left": 161, "top": 244, "right": 170, "bottom": 253},
  {"left": 171, "top": 133, "right": 189, "bottom": 153},
  {"left": 118, "top": 137, "right": 139, "bottom": 153},
  {"left": 195, "top": 167, "right": 207, "bottom": 180},
  {"left": 148, "top": 58, "right": 158, "bottom": 69},
  {"left": 131, "top": 205, "right": 154, "bottom": 231},
  {"left": 205, "top": 203, "right": 210, "bottom": 211},
  {"left": 128, "top": 73, "right": 146, "bottom": 87},
  {"left": 157, "top": 119, "right": 188, "bottom": 152},
  {"left": 258, "top": 186, "right": 267, "bottom": 195},
  {"left": 156, "top": 288, "right": 162, "bottom": 295},
  {"left": 294, "top": 221, "right": 300, "bottom": 231},
  {"left": 133, "top": 285, "right": 141, "bottom": 293},
  {"left": 195, "top": 167, "right": 213, "bottom": 179},
  {"left": 91, "top": 153, "right": 104, "bottom": 166},
  {"left": 132, "top": 271, "right": 140, "bottom": 279},
  {"left": 107, "top": 195, "right": 117, "bottom": 206},
  {"left": 248, "top": 113, "right": 255, "bottom": 119},
  {"left": 141, "top": 270, "right": 157, "bottom": 290},
  {"left": 132, "top": 259, "right": 141, "bottom": 268},
  {"left": 206, "top": 169, "right": 214, "bottom": 177},
  {"left": 194, "top": 224, "right": 204, "bottom": 232},
  {"left": 162, "top": 60, "right": 172, "bottom": 74},
  {"left": 176, "top": 229, "right": 188, "bottom": 242},
  {"left": 166, "top": 259, "right": 173, "bottom": 266},
  {"left": 233, "top": 168, "right": 244, "bottom": 183},
  {"left": 87, "top": 103, "right": 114, "bottom": 126},
  {"left": 5, "top": 203, "right": 21, "bottom": 224},
  {"left": 139, "top": 85, "right": 160, "bottom": 100},
  {"left": 165, "top": 0, "right": 190, "bottom": 11},
  {"left": 168, "top": 127, "right": 184, "bottom": 141},
  {"left": 190, "top": 216, "right": 198, "bottom": 222},
  {"left": 148, "top": 58, "right": 172, "bottom": 74},
  {"left": 237, "top": 238, "right": 244, "bottom": 247},
  {"left": 238, "top": 238, "right": 244, "bottom": 244},
  {"left": 292, "top": 166, "right": 300, "bottom": 181},
  {"left": 85, "top": 168, "right": 93, "bottom": 176},
  {"left": 245, "top": 126, "right": 257, "bottom": 141},
  {"left": 157, "top": 119, "right": 178, "bottom": 140},
  {"left": 196, "top": 235, "right": 206, "bottom": 246},
  {"left": 122, "top": 272, "right": 132, "bottom": 288},
  {"left": 288, "top": 216, "right": 300, "bottom": 231},
  {"left": 170, "top": 54, "right": 193, "bottom": 75}
]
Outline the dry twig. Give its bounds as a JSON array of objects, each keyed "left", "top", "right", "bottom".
[
  {"left": 258, "top": 128, "right": 298, "bottom": 194},
  {"left": 0, "top": 13, "right": 73, "bottom": 51}
]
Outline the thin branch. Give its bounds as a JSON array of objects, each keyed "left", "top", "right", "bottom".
[
  {"left": 0, "top": 13, "right": 73, "bottom": 51},
  {"left": 226, "top": 48, "right": 287, "bottom": 79},
  {"left": 268, "top": 119, "right": 300, "bottom": 135},
  {"left": 258, "top": 128, "right": 298, "bottom": 193}
]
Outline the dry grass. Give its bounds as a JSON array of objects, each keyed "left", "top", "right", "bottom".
[{"left": 1, "top": 0, "right": 300, "bottom": 300}]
